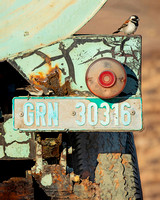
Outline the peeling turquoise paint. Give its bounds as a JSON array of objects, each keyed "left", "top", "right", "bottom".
[
  {"left": 9, "top": 35, "right": 142, "bottom": 98},
  {"left": 3, "top": 118, "right": 31, "bottom": 144},
  {"left": 5, "top": 142, "right": 30, "bottom": 158},
  {"left": 0, "top": 0, "right": 108, "bottom": 61}
]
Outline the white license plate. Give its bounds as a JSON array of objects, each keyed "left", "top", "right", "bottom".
[{"left": 13, "top": 97, "right": 142, "bottom": 131}]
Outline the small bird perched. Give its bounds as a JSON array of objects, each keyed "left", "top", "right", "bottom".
[
  {"left": 113, "top": 15, "right": 139, "bottom": 35},
  {"left": 17, "top": 85, "right": 54, "bottom": 96}
]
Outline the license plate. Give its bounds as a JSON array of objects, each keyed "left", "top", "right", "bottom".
[{"left": 13, "top": 97, "right": 142, "bottom": 131}]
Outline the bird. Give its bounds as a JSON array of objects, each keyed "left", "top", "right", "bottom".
[
  {"left": 16, "top": 85, "right": 54, "bottom": 96},
  {"left": 113, "top": 15, "right": 139, "bottom": 35}
]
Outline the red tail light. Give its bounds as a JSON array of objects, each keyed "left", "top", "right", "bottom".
[
  {"left": 86, "top": 58, "right": 127, "bottom": 99},
  {"left": 98, "top": 70, "right": 116, "bottom": 88}
]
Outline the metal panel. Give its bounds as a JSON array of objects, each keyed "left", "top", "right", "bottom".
[
  {"left": 13, "top": 97, "right": 142, "bottom": 131},
  {"left": 9, "top": 35, "right": 142, "bottom": 98},
  {"left": 0, "top": 118, "right": 35, "bottom": 159},
  {"left": 0, "top": 0, "right": 107, "bottom": 61}
]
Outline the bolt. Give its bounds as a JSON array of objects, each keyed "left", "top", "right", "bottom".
[
  {"left": 19, "top": 112, "right": 24, "bottom": 117},
  {"left": 24, "top": 31, "right": 29, "bottom": 36},
  {"left": 131, "top": 110, "right": 136, "bottom": 115},
  {"left": 119, "top": 77, "right": 124, "bottom": 82},
  {"left": 72, "top": 111, "right": 76, "bottom": 116}
]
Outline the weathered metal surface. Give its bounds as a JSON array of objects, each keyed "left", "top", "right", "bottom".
[
  {"left": 0, "top": 0, "right": 107, "bottom": 61},
  {"left": 32, "top": 165, "right": 73, "bottom": 198},
  {"left": 32, "top": 164, "right": 102, "bottom": 199},
  {"left": 59, "top": 142, "right": 67, "bottom": 172},
  {"left": 31, "top": 141, "right": 101, "bottom": 199},
  {"left": 9, "top": 35, "right": 142, "bottom": 99},
  {"left": 29, "top": 64, "right": 73, "bottom": 96},
  {"left": 0, "top": 116, "right": 35, "bottom": 159},
  {"left": 73, "top": 179, "right": 101, "bottom": 199},
  {"left": 28, "top": 132, "right": 142, "bottom": 199},
  {"left": 40, "top": 133, "right": 62, "bottom": 159},
  {"left": 13, "top": 96, "right": 142, "bottom": 131},
  {"left": 0, "top": 171, "right": 34, "bottom": 200}
]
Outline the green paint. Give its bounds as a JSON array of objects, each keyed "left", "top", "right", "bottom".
[
  {"left": 0, "top": 0, "right": 107, "bottom": 61},
  {"left": 86, "top": 97, "right": 122, "bottom": 109},
  {"left": 0, "top": 145, "right": 5, "bottom": 158},
  {"left": 3, "top": 118, "right": 31, "bottom": 144},
  {"left": 41, "top": 174, "right": 52, "bottom": 186},
  {"left": 5, "top": 142, "right": 30, "bottom": 158},
  {"left": 10, "top": 35, "right": 142, "bottom": 98}
]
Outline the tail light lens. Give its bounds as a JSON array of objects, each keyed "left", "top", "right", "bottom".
[{"left": 86, "top": 58, "right": 127, "bottom": 99}]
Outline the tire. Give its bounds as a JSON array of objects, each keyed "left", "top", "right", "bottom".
[{"left": 71, "top": 132, "right": 143, "bottom": 200}]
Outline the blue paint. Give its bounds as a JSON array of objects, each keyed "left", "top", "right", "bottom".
[
  {"left": 75, "top": 102, "right": 86, "bottom": 126},
  {"left": 48, "top": 102, "right": 59, "bottom": 126},
  {"left": 100, "top": 102, "right": 110, "bottom": 126},
  {"left": 121, "top": 102, "right": 131, "bottom": 126},
  {"left": 88, "top": 103, "right": 98, "bottom": 126},
  {"left": 24, "top": 102, "right": 34, "bottom": 126},
  {"left": 36, "top": 102, "right": 46, "bottom": 126}
]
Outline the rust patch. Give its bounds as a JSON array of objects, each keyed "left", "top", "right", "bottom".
[
  {"left": 122, "top": 156, "right": 129, "bottom": 166},
  {"left": 81, "top": 170, "right": 91, "bottom": 179},
  {"left": 0, "top": 175, "right": 33, "bottom": 200},
  {"left": 32, "top": 163, "right": 102, "bottom": 199},
  {"left": 29, "top": 63, "right": 72, "bottom": 96},
  {"left": 40, "top": 134, "right": 62, "bottom": 159},
  {"left": 32, "top": 164, "right": 73, "bottom": 198},
  {"left": 114, "top": 179, "right": 120, "bottom": 189},
  {"left": 74, "top": 179, "right": 101, "bottom": 200},
  {"left": 109, "top": 164, "right": 114, "bottom": 171},
  {"left": 112, "top": 153, "right": 121, "bottom": 160}
]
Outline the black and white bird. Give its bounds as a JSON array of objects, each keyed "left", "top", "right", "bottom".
[{"left": 113, "top": 15, "right": 139, "bottom": 35}]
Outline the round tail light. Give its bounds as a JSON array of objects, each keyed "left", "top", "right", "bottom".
[
  {"left": 98, "top": 70, "right": 116, "bottom": 88},
  {"left": 86, "top": 58, "right": 127, "bottom": 99}
]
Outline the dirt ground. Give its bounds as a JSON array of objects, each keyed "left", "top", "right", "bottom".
[{"left": 77, "top": 1, "right": 160, "bottom": 199}]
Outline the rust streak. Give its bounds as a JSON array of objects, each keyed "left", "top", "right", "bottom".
[
  {"left": 114, "top": 179, "right": 120, "bottom": 189},
  {"left": 112, "top": 153, "right": 121, "bottom": 159},
  {"left": 0, "top": 177, "right": 33, "bottom": 199},
  {"left": 109, "top": 164, "right": 114, "bottom": 171},
  {"left": 122, "top": 157, "right": 129, "bottom": 166}
]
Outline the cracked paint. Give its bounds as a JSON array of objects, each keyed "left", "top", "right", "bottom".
[
  {"left": 5, "top": 142, "right": 30, "bottom": 158},
  {"left": 3, "top": 118, "right": 31, "bottom": 144},
  {"left": 0, "top": 0, "right": 108, "bottom": 61},
  {"left": 41, "top": 173, "right": 52, "bottom": 186},
  {"left": 9, "top": 35, "right": 142, "bottom": 98}
]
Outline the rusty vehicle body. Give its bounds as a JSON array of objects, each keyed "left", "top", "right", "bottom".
[{"left": 0, "top": 0, "right": 143, "bottom": 199}]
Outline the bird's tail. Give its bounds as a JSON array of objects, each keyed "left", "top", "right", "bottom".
[{"left": 112, "top": 30, "right": 120, "bottom": 34}]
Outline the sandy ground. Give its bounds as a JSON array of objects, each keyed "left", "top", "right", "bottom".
[{"left": 77, "top": 1, "right": 160, "bottom": 199}]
